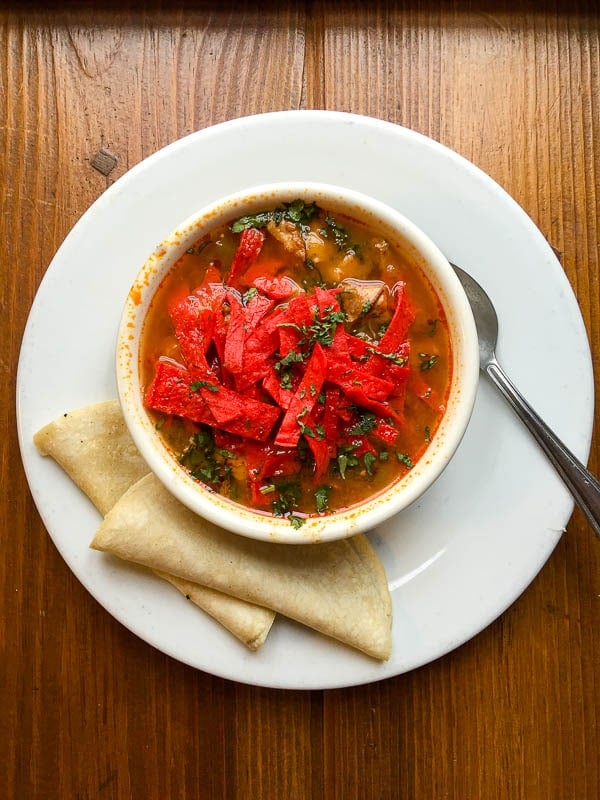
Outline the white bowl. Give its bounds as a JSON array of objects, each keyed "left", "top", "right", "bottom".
[{"left": 117, "top": 182, "right": 479, "bottom": 543}]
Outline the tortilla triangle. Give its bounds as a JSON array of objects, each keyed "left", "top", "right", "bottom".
[
  {"left": 34, "top": 401, "right": 275, "bottom": 649},
  {"left": 92, "top": 473, "right": 392, "bottom": 660}
]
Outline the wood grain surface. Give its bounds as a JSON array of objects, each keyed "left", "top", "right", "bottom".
[{"left": 1, "top": 2, "right": 598, "bottom": 798}]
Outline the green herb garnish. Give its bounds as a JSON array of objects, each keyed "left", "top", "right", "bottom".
[
  {"left": 280, "top": 306, "right": 347, "bottom": 351},
  {"left": 418, "top": 353, "right": 439, "bottom": 371},
  {"left": 230, "top": 200, "right": 320, "bottom": 233},
  {"left": 279, "top": 371, "right": 293, "bottom": 390},
  {"left": 242, "top": 286, "right": 258, "bottom": 305},
  {"left": 324, "top": 215, "right": 350, "bottom": 249},
  {"left": 190, "top": 380, "right": 220, "bottom": 393},
  {"left": 296, "top": 408, "right": 325, "bottom": 440},
  {"left": 229, "top": 211, "right": 272, "bottom": 232},
  {"left": 314, "top": 485, "right": 331, "bottom": 513},
  {"left": 367, "top": 347, "right": 408, "bottom": 366},
  {"left": 272, "top": 482, "right": 302, "bottom": 521},
  {"left": 186, "top": 240, "right": 211, "bottom": 256},
  {"left": 332, "top": 444, "right": 360, "bottom": 479},
  {"left": 347, "top": 410, "right": 377, "bottom": 435},
  {"left": 395, "top": 452, "right": 414, "bottom": 469},
  {"left": 274, "top": 349, "right": 306, "bottom": 373},
  {"left": 364, "top": 452, "right": 376, "bottom": 476},
  {"left": 180, "top": 429, "right": 233, "bottom": 488}
]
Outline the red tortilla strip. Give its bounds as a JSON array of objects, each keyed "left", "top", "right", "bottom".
[
  {"left": 326, "top": 362, "right": 395, "bottom": 403},
  {"left": 262, "top": 368, "right": 296, "bottom": 410},
  {"left": 305, "top": 421, "right": 330, "bottom": 477},
  {"left": 229, "top": 228, "right": 265, "bottom": 284},
  {"left": 169, "top": 295, "right": 213, "bottom": 374},
  {"left": 378, "top": 283, "right": 416, "bottom": 353},
  {"left": 252, "top": 276, "right": 299, "bottom": 300},
  {"left": 274, "top": 344, "right": 328, "bottom": 448},
  {"left": 223, "top": 294, "right": 246, "bottom": 374},
  {"left": 145, "top": 359, "right": 280, "bottom": 441}
]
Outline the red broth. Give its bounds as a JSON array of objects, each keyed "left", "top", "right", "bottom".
[{"left": 140, "top": 200, "right": 452, "bottom": 528}]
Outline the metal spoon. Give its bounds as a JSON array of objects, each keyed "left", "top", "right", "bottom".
[{"left": 452, "top": 263, "right": 600, "bottom": 538}]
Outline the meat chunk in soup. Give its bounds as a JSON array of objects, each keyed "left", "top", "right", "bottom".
[
  {"left": 339, "top": 279, "right": 391, "bottom": 324},
  {"left": 267, "top": 220, "right": 306, "bottom": 262}
]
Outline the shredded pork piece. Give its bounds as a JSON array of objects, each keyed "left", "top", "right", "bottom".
[
  {"left": 339, "top": 279, "right": 390, "bottom": 323},
  {"left": 267, "top": 220, "right": 306, "bottom": 262}
]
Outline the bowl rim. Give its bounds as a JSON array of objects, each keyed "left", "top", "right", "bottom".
[{"left": 116, "top": 181, "right": 479, "bottom": 543}]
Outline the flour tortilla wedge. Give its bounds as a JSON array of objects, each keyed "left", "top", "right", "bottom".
[
  {"left": 34, "top": 400, "right": 149, "bottom": 516},
  {"left": 156, "top": 572, "right": 272, "bottom": 651},
  {"left": 92, "top": 474, "right": 392, "bottom": 660},
  {"left": 34, "top": 401, "right": 275, "bottom": 649}
]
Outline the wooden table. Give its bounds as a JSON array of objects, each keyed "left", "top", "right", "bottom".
[{"left": 2, "top": 3, "right": 599, "bottom": 798}]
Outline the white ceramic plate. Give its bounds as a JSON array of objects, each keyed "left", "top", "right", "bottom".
[{"left": 17, "top": 111, "right": 595, "bottom": 690}]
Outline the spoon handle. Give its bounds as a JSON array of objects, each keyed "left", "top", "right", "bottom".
[{"left": 486, "top": 359, "right": 600, "bottom": 538}]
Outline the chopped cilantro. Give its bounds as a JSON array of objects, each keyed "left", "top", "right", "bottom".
[
  {"left": 274, "top": 349, "right": 306, "bottom": 373},
  {"left": 215, "top": 448, "right": 235, "bottom": 459},
  {"left": 190, "top": 380, "right": 219, "bottom": 393},
  {"left": 278, "top": 306, "right": 346, "bottom": 351},
  {"left": 229, "top": 211, "right": 272, "bottom": 232},
  {"left": 324, "top": 215, "right": 350, "bottom": 249},
  {"left": 337, "top": 453, "right": 349, "bottom": 479},
  {"left": 230, "top": 200, "right": 320, "bottom": 233},
  {"left": 332, "top": 444, "right": 360, "bottom": 479},
  {"left": 180, "top": 429, "right": 233, "bottom": 488},
  {"left": 347, "top": 410, "right": 377, "bottom": 435},
  {"left": 242, "top": 286, "right": 258, "bottom": 305},
  {"left": 418, "top": 353, "right": 439, "bottom": 371},
  {"left": 283, "top": 199, "right": 319, "bottom": 227},
  {"left": 395, "top": 452, "right": 414, "bottom": 469},
  {"left": 272, "top": 482, "right": 302, "bottom": 520},
  {"left": 186, "top": 240, "right": 211, "bottom": 256},
  {"left": 314, "top": 485, "right": 331, "bottom": 513},
  {"left": 364, "top": 451, "right": 376, "bottom": 476},
  {"left": 424, "top": 426, "right": 431, "bottom": 442},
  {"left": 368, "top": 347, "right": 408, "bottom": 366},
  {"left": 297, "top": 410, "right": 325, "bottom": 440},
  {"left": 279, "top": 371, "right": 293, "bottom": 390}
]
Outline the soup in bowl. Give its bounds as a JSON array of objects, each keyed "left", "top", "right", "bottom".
[{"left": 117, "top": 183, "right": 479, "bottom": 543}]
